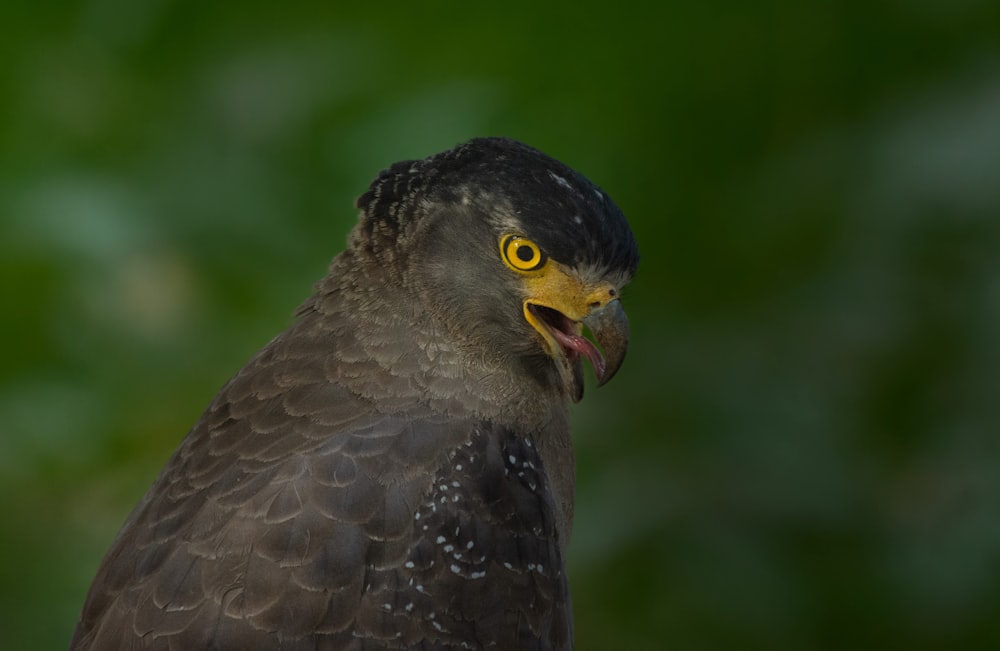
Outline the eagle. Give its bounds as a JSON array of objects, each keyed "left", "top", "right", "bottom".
[{"left": 71, "top": 137, "right": 639, "bottom": 650}]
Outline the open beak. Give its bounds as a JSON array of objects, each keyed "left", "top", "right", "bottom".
[
  {"left": 523, "top": 265, "right": 630, "bottom": 401},
  {"left": 581, "top": 299, "right": 629, "bottom": 386}
]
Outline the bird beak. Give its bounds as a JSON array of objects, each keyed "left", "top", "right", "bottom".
[
  {"left": 581, "top": 299, "right": 629, "bottom": 387},
  {"left": 521, "top": 264, "right": 631, "bottom": 401}
]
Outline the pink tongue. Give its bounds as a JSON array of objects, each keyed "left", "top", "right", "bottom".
[{"left": 550, "top": 328, "right": 607, "bottom": 381}]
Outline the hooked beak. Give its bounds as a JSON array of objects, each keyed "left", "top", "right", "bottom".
[
  {"left": 522, "top": 265, "right": 631, "bottom": 401},
  {"left": 581, "top": 299, "right": 629, "bottom": 387}
]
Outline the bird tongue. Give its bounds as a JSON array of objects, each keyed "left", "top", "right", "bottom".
[{"left": 549, "top": 326, "right": 607, "bottom": 382}]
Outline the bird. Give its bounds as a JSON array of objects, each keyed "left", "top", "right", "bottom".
[{"left": 70, "top": 136, "right": 639, "bottom": 651}]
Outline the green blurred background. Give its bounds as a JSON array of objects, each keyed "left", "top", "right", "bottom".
[{"left": 3, "top": 1, "right": 1000, "bottom": 649}]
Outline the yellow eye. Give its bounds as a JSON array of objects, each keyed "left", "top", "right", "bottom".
[{"left": 500, "top": 235, "right": 547, "bottom": 272}]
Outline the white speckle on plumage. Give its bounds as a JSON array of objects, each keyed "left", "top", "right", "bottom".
[
  {"left": 433, "top": 621, "right": 444, "bottom": 632},
  {"left": 404, "top": 561, "right": 415, "bottom": 569},
  {"left": 451, "top": 481, "right": 460, "bottom": 488},
  {"left": 549, "top": 171, "right": 573, "bottom": 190},
  {"left": 573, "top": 215, "right": 583, "bottom": 225},
  {"left": 455, "top": 463, "right": 463, "bottom": 471},
  {"left": 439, "top": 484, "right": 448, "bottom": 491},
  {"left": 383, "top": 603, "right": 392, "bottom": 611},
  {"left": 443, "top": 544, "right": 454, "bottom": 553},
  {"left": 416, "top": 584, "right": 425, "bottom": 593},
  {"left": 507, "top": 455, "right": 516, "bottom": 465},
  {"left": 436, "top": 536, "right": 446, "bottom": 544},
  {"left": 414, "top": 512, "right": 421, "bottom": 520},
  {"left": 503, "top": 562, "right": 513, "bottom": 570},
  {"left": 470, "top": 570, "right": 486, "bottom": 579},
  {"left": 405, "top": 603, "right": 414, "bottom": 613},
  {"left": 450, "top": 564, "right": 462, "bottom": 575},
  {"left": 452, "top": 495, "right": 460, "bottom": 502},
  {"left": 466, "top": 541, "right": 474, "bottom": 550}
]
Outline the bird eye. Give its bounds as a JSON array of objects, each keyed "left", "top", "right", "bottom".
[{"left": 500, "top": 235, "right": 547, "bottom": 272}]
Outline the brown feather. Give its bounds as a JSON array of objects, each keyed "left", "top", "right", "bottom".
[{"left": 71, "top": 137, "right": 639, "bottom": 650}]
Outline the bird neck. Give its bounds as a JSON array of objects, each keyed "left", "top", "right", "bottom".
[
  {"left": 295, "top": 249, "right": 578, "bottom": 546},
  {"left": 300, "top": 250, "right": 571, "bottom": 430}
]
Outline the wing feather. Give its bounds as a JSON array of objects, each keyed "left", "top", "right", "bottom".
[{"left": 72, "top": 314, "right": 572, "bottom": 651}]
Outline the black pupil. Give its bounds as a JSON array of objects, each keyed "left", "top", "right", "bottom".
[{"left": 516, "top": 245, "right": 534, "bottom": 262}]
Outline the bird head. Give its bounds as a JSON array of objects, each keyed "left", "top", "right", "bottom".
[{"left": 353, "top": 137, "right": 639, "bottom": 404}]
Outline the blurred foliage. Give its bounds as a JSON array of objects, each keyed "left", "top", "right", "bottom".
[{"left": 2, "top": 1, "right": 1000, "bottom": 649}]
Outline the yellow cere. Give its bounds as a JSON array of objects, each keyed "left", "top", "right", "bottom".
[{"left": 523, "top": 262, "right": 617, "bottom": 322}]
